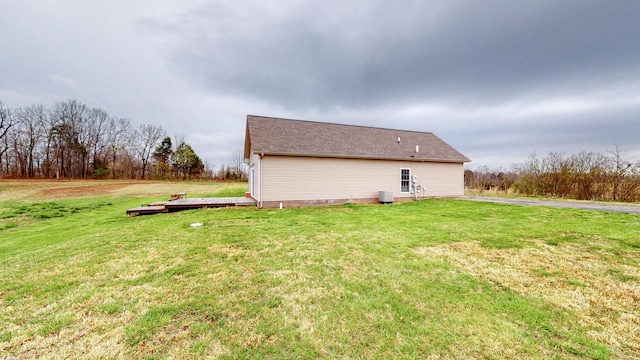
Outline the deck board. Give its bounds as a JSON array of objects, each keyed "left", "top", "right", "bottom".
[
  {"left": 126, "top": 205, "right": 169, "bottom": 216},
  {"left": 165, "top": 197, "right": 256, "bottom": 208},
  {"left": 127, "top": 197, "right": 256, "bottom": 216}
]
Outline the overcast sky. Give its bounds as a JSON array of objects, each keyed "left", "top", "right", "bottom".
[{"left": 2, "top": 0, "right": 639, "bottom": 169}]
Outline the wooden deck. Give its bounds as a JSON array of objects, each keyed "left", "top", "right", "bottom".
[{"left": 127, "top": 197, "right": 256, "bottom": 216}]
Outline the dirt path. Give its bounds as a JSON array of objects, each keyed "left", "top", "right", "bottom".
[
  {"left": 462, "top": 195, "right": 640, "bottom": 215},
  {"left": 0, "top": 180, "right": 238, "bottom": 202}
]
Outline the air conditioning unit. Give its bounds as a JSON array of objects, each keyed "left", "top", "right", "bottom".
[{"left": 379, "top": 191, "right": 393, "bottom": 204}]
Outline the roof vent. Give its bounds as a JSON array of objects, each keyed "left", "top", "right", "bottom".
[
  {"left": 415, "top": 145, "right": 419, "bottom": 153},
  {"left": 397, "top": 137, "right": 401, "bottom": 144}
]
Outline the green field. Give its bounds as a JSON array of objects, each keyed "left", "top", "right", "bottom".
[{"left": 1, "top": 181, "right": 639, "bottom": 359}]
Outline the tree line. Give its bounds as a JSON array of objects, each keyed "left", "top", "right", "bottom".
[
  {"left": 0, "top": 99, "right": 247, "bottom": 180},
  {"left": 465, "top": 147, "right": 640, "bottom": 202}
]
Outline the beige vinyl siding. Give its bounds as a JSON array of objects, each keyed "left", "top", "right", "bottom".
[
  {"left": 260, "top": 156, "right": 463, "bottom": 201},
  {"left": 248, "top": 153, "right": 262, "bottom": 200},
  {"left": 414, "top": 162, "right": 465, "bottom": 197}
]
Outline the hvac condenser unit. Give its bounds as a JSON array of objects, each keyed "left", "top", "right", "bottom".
[{"left": 378, "top": 191, "right": 393, "bottom": 204}]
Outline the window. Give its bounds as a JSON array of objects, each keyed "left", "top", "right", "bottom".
[{"left": 401, "top": 169, "right": 410, "bottom": 193}]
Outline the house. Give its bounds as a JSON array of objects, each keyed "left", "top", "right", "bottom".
[{"left": 243, "top": 115, "right": 470, "bottom": 208}]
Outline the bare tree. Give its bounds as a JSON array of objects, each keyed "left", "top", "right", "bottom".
[
  {"left": 173, "top": 133, "right": 186, "bottom": 149},
  {"left": 50, "top": 100, "right": 90, "bottom": 178},
  {"left": 41, "top": 106, "right": 61, "bottom": 178},
  {"left": 106, "top": 117, "right": 133, "bottom": 179},
  {"left": 135, "top": 123, "right": 165, "bottom": 179},
  {"left": 510, "top": 149, "right": 640, "bottom": 202},
  {"left": 84, "top": 107, "right": 111, "bottom": 177},
  {"left": 0, "top": 101, "right": 14, "bottom": 174},
  {"left": 230, "top": 148, "right": 248, "bottom": 180},
  {"left": 2, "top": 99, "right": 202, "bottom": 180},
  {"left": 608, "top": 144, "right": 639, "bottom": 201},
  {"left": 11, "top": 105, "right": 47, "bottom": 177},
  {"left": 609, "top": 144, "right": 629, "bottom": 201}
]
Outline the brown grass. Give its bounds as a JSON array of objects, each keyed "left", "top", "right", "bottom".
[
  {"left": 0, "top": 180, "right": 233, "bottom": 202},
  {"left": 416, "top": 241, "right": 640, "bottom": 358}
]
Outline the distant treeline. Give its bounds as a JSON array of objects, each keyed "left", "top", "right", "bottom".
[
  {"left": 465, "top": 148, "right": 640, "bottom": 202},
  {"left": 0, "top": 99, "right": 247, "bottom": 180}
]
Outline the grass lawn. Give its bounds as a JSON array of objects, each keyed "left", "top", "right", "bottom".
[{"left": 1, "top": 180, "right": 639, "bottom": 359}]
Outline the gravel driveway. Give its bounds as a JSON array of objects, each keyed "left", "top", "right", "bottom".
[{"left": 462, "top": 195, "right": 640, "bottom": 215}]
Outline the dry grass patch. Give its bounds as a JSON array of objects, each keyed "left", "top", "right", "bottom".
[
  {"left": 416, "top": 241, "right": 640, "bottom": 358},
  {"left": 0, "top": 180, "right": 244, "bottom": 202},
  {"left": 0, "top": 180, "right": 133, "bottom": 202}
]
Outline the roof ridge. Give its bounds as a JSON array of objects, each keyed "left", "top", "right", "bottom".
[{"left": 247, "top": 114, "right": 434, "bottom": 135}]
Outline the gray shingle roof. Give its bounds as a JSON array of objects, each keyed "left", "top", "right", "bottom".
[{"left": 244, "top": 115, "right": 470, "bottom": 163}]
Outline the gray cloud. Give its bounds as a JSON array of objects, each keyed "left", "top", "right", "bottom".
[
  {"left": 163, "top": 1, "right": 640, "bottom": 110},
  {"left": 1, "top": 1, "right": 639, "bottom": 168}
]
